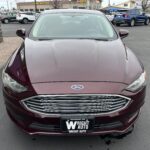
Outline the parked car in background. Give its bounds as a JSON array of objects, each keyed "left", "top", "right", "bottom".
[
  {"left": 115, "top": 9, "right": 129, "bottom": 15},
  {"left": 2, "top": 9, "right": 146, "bottom": 137},
  {"left": 105, "top": 12, "right": 114, "bottom": 22},
  {"left": 0, "top": 12, "right": 17, "bottom": 24},
  {"left": 16, "top": 12, "right": 36, "bottom": 24},
  {"left": 100, "top": 10, "right": 114, "bottom": 22},
  {"left": 113, "top": 8, "right": 150, "bottom": 27}
]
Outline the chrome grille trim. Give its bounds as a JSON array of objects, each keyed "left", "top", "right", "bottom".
[{"left": 21, "top": 94, "right": 131, "bottom": 117}]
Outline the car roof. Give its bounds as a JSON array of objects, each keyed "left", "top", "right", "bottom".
[
  {"left": 42, "top": 9, "right": 103, "bottom": 15},
  {"left": 129, "top": 8, "right": 141, "bottom": 10}
]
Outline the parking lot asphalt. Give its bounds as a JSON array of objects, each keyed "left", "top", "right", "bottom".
[
  {"left": 1, "top": 23, "right": 32, "bottom": 37},
  {"left": 0, "top": 24, "right": 150, "bottom": 150}
]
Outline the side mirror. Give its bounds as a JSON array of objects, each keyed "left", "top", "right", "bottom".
[
  {"left": 142, "top": 12, "right": 145, "bottom": 16},
  {"left": 119, "top": 29, "right": 129, "bottom": 39},
  {"left": 16, "top": 29, "right": 26, "bottom": 39}
]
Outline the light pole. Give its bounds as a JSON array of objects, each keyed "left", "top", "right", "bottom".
[{"left": 34, "top": 0, "right": 37, "bottom": 12}]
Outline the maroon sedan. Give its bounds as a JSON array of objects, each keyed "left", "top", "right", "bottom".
[{"left": 2, "top": 9, "right": 146, "bottom": 136}]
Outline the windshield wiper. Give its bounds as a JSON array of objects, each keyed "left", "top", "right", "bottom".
[
  {"left": 78, "top": 38, "right": 110, "bottom": 41},
  {"left": 37, "top": 38, "right": 53, "bottom": 41},
  {"left": 92, "top": 38, "right": 110, "bottom": 41},
  {"left": 36, "top": 38, "right": 110, "bottom": 41}
]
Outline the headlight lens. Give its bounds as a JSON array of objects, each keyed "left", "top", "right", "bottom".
[
  {"left": 126, "top": 71, "right": 146, "bottom": 92},
  {"left": 2, "top": 71, "right": 27, "bottom": 93}
]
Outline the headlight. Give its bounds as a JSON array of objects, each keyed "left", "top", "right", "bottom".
[
  {"left": 20, "top": 48, "right": 25, "bottom": 61},
  {"left": 2, "top": 71, "right": 27, "bottom": 93},
  {"left": 126, "top": 71, "right": 146, "bottom": 92}
]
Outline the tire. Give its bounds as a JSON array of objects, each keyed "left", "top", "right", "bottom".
[
  {"left": 129, "top": 19, "right": 135, "bottom": 27},
  {"left": 3, "top": 19, "right": 9, "bottom": 24},
  {"left": 18, "top": 21, "right": 22, "bottom": 24},
  {"left": 22, "top": 18, "right": 28, "bottom": 24},
  {"left": 144, "top": 19, "right": 150, "bottom": 25},
  {"left": 116, "top": 23, "right": 120, "bottom": 26}
]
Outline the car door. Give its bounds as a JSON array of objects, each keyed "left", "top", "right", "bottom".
[
  {"left": 10, "top": 13, "right": 16, "bottom": 22},
  {"left": 27, "top": 13, "right": 35, "bottom": 21},
  {"left": 135, "top": 9, "right": 146, "bottom": 23},
  {"left": 128, "top": 9, "right": 136, "bottom": 19}
]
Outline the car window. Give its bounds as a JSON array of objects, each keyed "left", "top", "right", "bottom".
[
  {"left": 137, "top": 9, "right": 143, "bottom": 15},
  {"left": 29, "top": 13, "right": 117, "bottom": 40},
  {"left": 128, "top": 9, "right": 136, "bottom": 15},
  {"left": 21, "top": 12, "right": 32, "bottom": 15}
]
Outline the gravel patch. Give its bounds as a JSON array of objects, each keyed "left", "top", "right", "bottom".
[{"left": 0, "top": 37, "right": 22, "bottom": 68}]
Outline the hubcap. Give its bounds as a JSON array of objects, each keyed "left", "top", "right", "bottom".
[
  {"left": 131, "top": 20, "right": 135, "bottom": 26},
  {"left": 24, "top": 19, "right": 28, "bottom": 24},
  {"left": 5, "top": 19, "right": 8, "bottom": 23},
  {"left": 147, "top": 19, "right": 149, "bottom": 24}
]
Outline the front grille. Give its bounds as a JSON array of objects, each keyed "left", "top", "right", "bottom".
[{"left": 21, "top": 94, "right": 131, "bottom": 116}]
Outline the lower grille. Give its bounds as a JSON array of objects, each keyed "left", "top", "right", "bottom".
[
  {"left": 21, "top": 94, "right": 131, "bottom": 116},
  {"left": 94, "top": 121, "right": 123, "bottom": 130},
  {"left": 29, "top": 121, "right": 123, "bottom": 132},
  {"left": 30, "top": 123, "right": 60, "bottom": 132}
]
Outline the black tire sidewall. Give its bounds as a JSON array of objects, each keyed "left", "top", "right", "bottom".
[
  {"left": 145, "top": 19, "right": 150, "bottom": 25},
  {"left": 116, "top": 23, "right": 120, "bottom": 26}
]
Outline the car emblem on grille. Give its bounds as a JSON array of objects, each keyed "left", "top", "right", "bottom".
[{"left": 71, "top": 84, "right": 84, "bottom": 90}]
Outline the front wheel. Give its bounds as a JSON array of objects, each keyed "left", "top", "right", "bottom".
[
  {"left": 22, "top": 18, "right": 28, "bottom": 24},
  {"left": 116, "top": 23, "right": 120, "bottom": 26},
  {"left": 3, "top": 19, "right": 9, "bottom": 24},
  {"left": 144, "top": 19, "right": 150, "bottom": 25}
]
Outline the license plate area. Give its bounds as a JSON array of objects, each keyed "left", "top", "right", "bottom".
[{"left": 61, "top": 118, "right": 94, "bottom": 134}]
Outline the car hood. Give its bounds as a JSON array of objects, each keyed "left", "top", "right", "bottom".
[{"left": 24, "top": 38, "right": 142, "bottom": 84}]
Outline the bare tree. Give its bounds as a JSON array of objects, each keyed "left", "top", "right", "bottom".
[
  {"left": 51, "top": 0, "right": 62, "bottom": 9},
  {"left": 142, "top": 0, "right": 150, "bottom": 12},
  {"left": 0, "top": 21, "right": 3, "bottom": 43}
]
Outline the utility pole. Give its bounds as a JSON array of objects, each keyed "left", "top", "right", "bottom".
[
  {"left": 87, "top": 0, "right": 90, "bottom": 9},
  {"left": 108, "top": 0, "right": 110, "bottom": 6},
  {"left": 6, "top": 0, "right": 9, "bottom": 11},
  {"left": 34, "top": 0, "right": 37, "bottom": 12},
  {"left": 0, "top": 21, "right": 3, "bottom": 43}
]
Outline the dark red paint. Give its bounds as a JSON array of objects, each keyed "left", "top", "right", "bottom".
[{"left": 2, "top": 9, "right": 146, "bottom": 136}]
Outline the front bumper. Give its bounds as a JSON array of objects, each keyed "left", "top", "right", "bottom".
[
  {"left": 3, "top": 85, "right": 146, "bottom": 136},
  {"left": 6, "top": 105, "right": 139, "bottom": 136},
  {"left": 113, "top": 18, "right": 131, "bottom": 24}
]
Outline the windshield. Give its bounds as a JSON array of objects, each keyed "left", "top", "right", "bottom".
[{"left": 29, "top": 12, "right": 118, "bottom": 40}]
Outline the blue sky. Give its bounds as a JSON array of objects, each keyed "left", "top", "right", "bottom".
[{"left": 0, "top": 0, "right": 127, "bottom": 9}]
